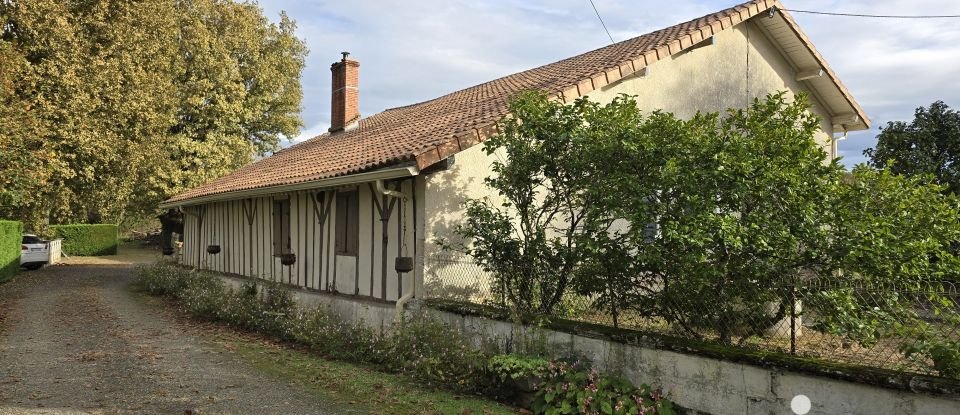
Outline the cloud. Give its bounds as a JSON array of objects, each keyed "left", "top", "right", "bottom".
[
  {"left": 260, "top": 0, "right": 960, "bottom": 166},
  {"left": 285, "top": 123, "right": 330, "bottom": 145}
]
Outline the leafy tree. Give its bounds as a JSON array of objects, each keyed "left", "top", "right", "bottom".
[
  {"left": 830, "top": 167, "right": 960, "bottom": 288},
  {"left": 588, "top": 93, "right": 841, "bottom": 343},
  {"left": 568, "top": 95, "right": 653, "bottom": 327},
  {"left": 864, "top": 101, "right": 960, "bottom": 194},
  {"left": 145, "top": 0, "right": 307, "bottom": 215},
  {"left": 813, "top": 166, "right": 960, "bottom": 377},
  {"left": 0, "top": 0, "right": 306, "bottom": 229},
  {"left": 0, "top": 39, "right": 51, "bottom": 214},
  {"left": 0, "top": 0, "right": 178, "bottom": 226},
  {"left": 444, "top": 92, "right": 614, "bottom": 314},
  {"left": 457, "top": 90, "right": 960, "bottom": 376}
]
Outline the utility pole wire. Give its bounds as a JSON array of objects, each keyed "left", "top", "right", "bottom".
[
  {"left": 782, "top": 8, "right": 960, "bottom": 19},
  {"left": 588, "top": 0, "right": 615, "bottom": 44}
]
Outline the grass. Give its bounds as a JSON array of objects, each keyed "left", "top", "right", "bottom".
[{"left": 136, "top": 292, "right": 516, "bottom": 415}]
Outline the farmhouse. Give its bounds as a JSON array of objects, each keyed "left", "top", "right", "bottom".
[{"left": 160, "top": 0, "right": 869, "bottom": 309}]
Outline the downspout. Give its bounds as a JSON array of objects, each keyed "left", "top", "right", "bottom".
[
  {"left": 374, "top": 179, "right": 415, "bottom": 320},
  {"left": 178, "top": 205, "right": 202, "bottom": 218},
  {"left": 375, "top": 179, "right": 404, "bottom": 199},
  {"left": 831, "top": 130, "right": 848, "bottom": 160}
]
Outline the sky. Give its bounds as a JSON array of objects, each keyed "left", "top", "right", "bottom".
[{"left": 257, "top": 0, "right": 960, "bottom": 168}]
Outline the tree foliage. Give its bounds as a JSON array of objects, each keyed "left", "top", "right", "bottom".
[
  {"left": 813, "top": 167, "right": 960, "bottom": 377},
  {"left": 454, "top": 91, "right": 960, "bottom": 377},
  {"left": 584, "top": 93, "right": 840, "bottom": 343},
  {"left": 864, "top": 101, "right": 960, "bottom": 194},
  {"left": 0, "top": 0, "right": 306, "bottom": 229},
  {"left": 444, "top": 92, "right": 603, "bottom": 314}
]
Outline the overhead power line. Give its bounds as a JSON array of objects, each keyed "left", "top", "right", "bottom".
[
  {"left": 587, "top": 0, "right": 615, "bottom": 44},
  {"left": 781, "top": 8, "right": 960, "bottom": 19}
]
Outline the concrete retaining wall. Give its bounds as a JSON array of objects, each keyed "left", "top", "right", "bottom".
[
  {"left": 428, "top": 309, "right": 960, "bottom": 415},
  {"left": 216, "top": 273, "right": 398, "bottom": 333},
  {"left": 212, "top": 273, "right": 960, "bottom": 415}
]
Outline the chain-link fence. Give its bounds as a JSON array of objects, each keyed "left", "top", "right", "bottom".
[{"left": 423, "top": 255, "right": 960, "bottom": 379}]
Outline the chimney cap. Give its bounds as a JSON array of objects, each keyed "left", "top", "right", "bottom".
[{"left": 341, "top": 51, "right": 350, "bottom": 61}]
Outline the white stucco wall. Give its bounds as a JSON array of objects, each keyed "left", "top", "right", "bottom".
[
  {"left": 421, "top": 19, "right": 839, "bottom": 298},
  {"left": 582, "top": 21, "right": 835, "bottom": 154}
]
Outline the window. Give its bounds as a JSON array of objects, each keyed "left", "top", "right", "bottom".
[
  {"left": 273, "top": 198, "right": 291, "bottom": 255},
  {"left": 335, "top": 190, "right": 359, "bottom": 256}
]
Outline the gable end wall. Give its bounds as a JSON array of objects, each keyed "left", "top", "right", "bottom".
[{"left": 421, "top": 19, "right": 837, "bottom": 298}]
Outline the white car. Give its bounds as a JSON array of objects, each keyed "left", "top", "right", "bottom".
[{"left": 20, "top": 234, "right": 49, "bottom": 270}]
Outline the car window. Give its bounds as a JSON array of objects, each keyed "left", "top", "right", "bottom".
[{"left": 22, "top": 235, "right": 43, "bottom": 244}]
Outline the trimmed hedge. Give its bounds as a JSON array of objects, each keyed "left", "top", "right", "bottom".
[
  {"left": 0, "top": 220, "right": 22, "bottom": 283},
  {"left": 51, "top": 224, "right": 118, "bottom": 256}
]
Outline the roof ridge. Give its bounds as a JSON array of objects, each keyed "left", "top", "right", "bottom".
[
  {"left": 411, "top": 0, "right": 773, "bottom": 170},
  {"left": 301, "top": 0, "right": 764, "bottom": 149}
]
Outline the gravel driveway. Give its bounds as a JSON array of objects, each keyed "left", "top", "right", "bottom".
[{"left": 0, "top": 264, "right": 346, "bottom": 415}]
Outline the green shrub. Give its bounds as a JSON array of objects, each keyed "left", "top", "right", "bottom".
[
  {"left": 51, "top": 224, "right": 118, "bottom": 256},
  {"left": 489, "top": 354, "right": 551, "bottom": 383},
  {"left": 382, "top": 315, "right": 493, "bottom": 389},
  {"left": 904, "top": 337, "right": 960, "bottom": 379},
  {"left": 137, "top": 262, "right": 190, "bottom": 295},
  {"left": 288, "top": 306, "right": 381, "bottom": 363},
  {"left": 137, "top": 263, "right": 495, "bottom": 392},
  {"left": 220, "top": 282, "right": 268, "bottom": 331},
  {"left": 533, "top": 358, "right": 676, "bottom": 415},
  {"left": 138, "top": 263, "right": 226, "bottom": 315},
  {"left": 179, "top": 273, "right": 228, "bottom": 318},
  {"left": 134, "top": 263, "right": 674, "bottom": 411},
  {"left": 0, "top": 220, "right": 23, "bottom": 283},
  {"left": 488, "top": 354, "right": 552, "bottom": 405}
]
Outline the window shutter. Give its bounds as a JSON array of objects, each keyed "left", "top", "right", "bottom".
[
  {"left": 335, "top": 190, "right": 360, "bottom": 256},
  {"left": 335, "top": 193, "right": 347, "bottom": 254},
  {"left": 283, "top": 198, "right": 291, "bottom": 252},
  {"left": 347, "top": 191, "right": 359, "bottom": 254},
  {"left": 272, "top": 200, "right": 282, "bottom": 254},
  {"left": 273, "top": 198, "right": 291, "bottom": 255}
]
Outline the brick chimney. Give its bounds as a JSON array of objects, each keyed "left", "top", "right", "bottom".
[{"left": 329, "top": 52, "right": 360, "bottom": 133}]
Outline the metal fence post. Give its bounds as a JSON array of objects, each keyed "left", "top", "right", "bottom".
[{"left": 789, "top": 279, "right": 797, "bottom": 355}]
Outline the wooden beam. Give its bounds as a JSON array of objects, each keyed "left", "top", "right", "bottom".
[
  {"left": 832, "top": 113, "right": 860, "bottom": 126},
  {"left": 687, "top": 36, "right": 715, "bottom": 52},
  {"left": 795, "top": 68, "right": 824, "bottom": 81}
]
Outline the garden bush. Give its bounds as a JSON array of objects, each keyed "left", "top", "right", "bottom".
[
  {"left": 489, "top": 354, "right": 551, "bottom": 384},
  {"left": 0, "top": 220, "right": 23, "bottom": 283},
  {"left": 488, "top": 354, "right": 676, "bottom": 414},
  {"left": 136, "top": 263, "right": 492, "bottom": 391},
  {"left": 137, "top": 260, "right": 189, "bottom": 295},
  {"left": 288, "top": 305, "right": 381, "bottom": 363},
  {"left": 135, "top": 262, "right": 676, "bottom": 412},
  {"left": 51, "top": 224, "right": 118, "bottom": 256},
  {"left": 382, "top": 314, "right": 492, "bottom": 389},
  {"left": 532, "top": 357, "right": 675, "bottom": 415}
]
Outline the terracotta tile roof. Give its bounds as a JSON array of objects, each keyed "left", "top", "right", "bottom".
[{"left": 166, "top": 0, "right": 864, "bottom": 205}]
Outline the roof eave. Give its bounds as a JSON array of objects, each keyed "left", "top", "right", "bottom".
[
  {"left": 159, "top": 165, "right": 420, "bottom": 209},
  {"left": 770, "top": 2, "right": 871, "bottom": 131},
  {"left": 412, "top": 0, "right": 872, "bottom": 169}
]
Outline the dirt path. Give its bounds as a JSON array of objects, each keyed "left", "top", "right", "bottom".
[{"left": 0, "top": 265, "right": 348, "bottom": 414}]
